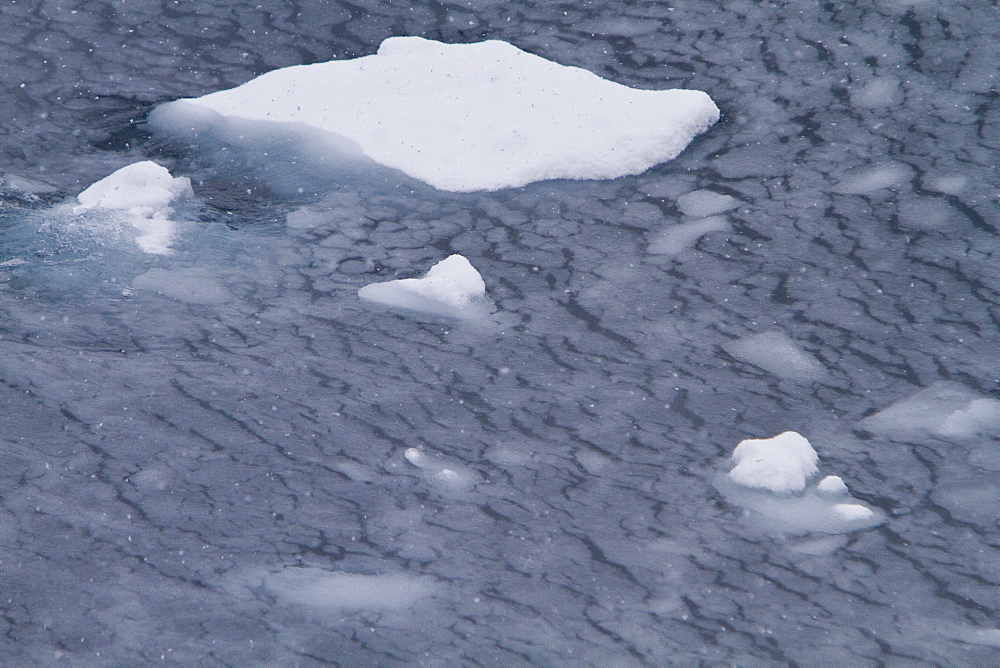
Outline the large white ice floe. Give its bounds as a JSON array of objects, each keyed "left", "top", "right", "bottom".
[
  {"left": 149, "top": 36, "right": 720, "bottom": 192},
  {"left": 720, "top": 431, "right": 885, "bottom": 536},
  {"left": 860, "top": 381, "right": 1000, "bottom": 442},
  {"left": 73, "top": 161, "right": 193, "bottom": 255},
  {"left": 358, "top": 254, "right": 493, "bottom": 320}
]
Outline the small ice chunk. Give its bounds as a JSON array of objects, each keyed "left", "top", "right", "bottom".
[
  {"left": 74, "top": 161, "right": 193, "bottom": 254},
  {"left": 676, "top": 189, "right": 740, "bottom": 218},
  {"left": 834, "top": 163, "right": 912, "bottom": 194},
  {"left": 722, "top": 331, "right": 826, "bottom": 382},
  {"left": 816, "top": 475, "right": 849, "bottom": 496},
  {"left": 150, "top": 37, "right": 720, "bottom": 192},
  {"left": 359, "top": 254, "right": 492, "bottom": 320},
  {"left": 648, "top": 216, "right": 730, "bottom": 256},
  {"left": 729, "top": 431, "right": 819, "bottom": 493},
  {"left": 403, "top": 446, "right": 478, "bottom": 491},
  {"left": 861, "top": 381, "right": 1000, "bottom": 442},
  {"left": 263, "top": 568, "right": 435, "bottom": 611}
]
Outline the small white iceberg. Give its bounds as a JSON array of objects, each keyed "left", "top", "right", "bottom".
[
  {"left": 149, "top": 36, "right": 720, "bottom": 192},
  {"left": 720, "top": 431, "right": 884, "bottom": 535},
  {"left": 359, "top": 254, "right": 493, "bottom": 320},
  {"left": 74, "top": 161, "right": 193, "bottom": 255}
]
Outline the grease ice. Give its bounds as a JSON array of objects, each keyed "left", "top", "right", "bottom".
[
  {"left": 150, "top": 36, "right": 720, "bottom": 192},
  {"left": 74, "top": 161, "right": 193, "bottom": 254}
]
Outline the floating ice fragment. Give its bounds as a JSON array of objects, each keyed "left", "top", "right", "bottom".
[
  {"left": 831, "top": 503, "right": 876, "bottom": 521},
  {"left": 833, "top": 163, "right": 913, "bottom": 194},
  {"left": 721, "top": 431, "right": 884, "bottom": 536},
  {"left": 923, "top": 174, "right": 968, "bottom": 196},
  {"left": 860, "top": 381, "right": 1000, "bottom": 442},
  {"left": 816, "top": 475, "right": 849, "bottom": 496},
  {"left": 850, "top": 77, "right": 900, "bottom": 108},
  {"left": 648, "top": 216, "right": 730, "bottom": 256},
  {"left": 403, "top": 446, "right": 478, "bottom": 491},
  {"left": 359, "top": 254, "right": 492, "bottom": 320},
  {"left": 150, "top": 36, "right": 720, "bottom": 192},
  {"left": 729, "top": 431, "right": 819, "bottom": 494},
  {"left": 74, "top": 161, "right": 193, "bottom": 255},
  {"left": 722, "top": 331, "right": 826, "bottom": 382},
  {"left": 676, "top": 189, "right": 740, "bottom": 218},
  {"left": 263, "top": 567, "right": 435, "bottom": 611}
]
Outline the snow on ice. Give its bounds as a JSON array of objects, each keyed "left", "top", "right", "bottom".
[
  {"left": 74, "top": 161, "right": 193, "bottom": 255},
  {"left": 149, "top": 36, "right": 720, "bottom": 192},
  {"left": 358, "top": 254, "right": 492, "bottom": 320},
  {"left": 721, "top": 432, "right": 884, "bottom": 536}
]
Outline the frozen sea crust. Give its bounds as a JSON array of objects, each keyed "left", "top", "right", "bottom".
[
  {"left": 359, "top": 254, "right": 493, "bottom": 321},
  {"left": 149, "top": 36, "right": 720, "bottom": 192},
  {"left": 720, "top": 432, "right": 884, "bottom": 536},
  {"left": 73, "top": 161, "right": 193, "bottom": 255}
]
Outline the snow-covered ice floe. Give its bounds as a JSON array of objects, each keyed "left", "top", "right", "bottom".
[
  {"left": 359, "top": 254, "right": 493, "bottom": 321},
  {"left": 149, "top": 36, "right": 720, "bottom": 192},
  {"left": 719, "top": 431, "right": 885, "bottom": 536},
  {"left": 860, "top": 381, "right": 1000, "bottom": 442},
  {"left": 73, "top": 161, "right": 193, "bottom": 255}
]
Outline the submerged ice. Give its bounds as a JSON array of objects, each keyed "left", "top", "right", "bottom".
[
  {"left": 149, "top": 36, "right": 719, "bottom": 192},
  {"left": 73, "top": 161, "right": 193, "bottom": 255}
]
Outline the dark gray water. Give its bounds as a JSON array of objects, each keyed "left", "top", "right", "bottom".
[{"left": 1, "top": 0, "right": 998, "bottom": 664}]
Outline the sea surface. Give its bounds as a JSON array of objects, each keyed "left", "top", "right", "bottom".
[{"left": 0, "top": 0, "right": 998, "bottom": 664}]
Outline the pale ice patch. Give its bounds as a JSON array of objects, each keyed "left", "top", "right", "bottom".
[
  {"left": 722, "top": 331, "right": 826, "bottom": 382},
  {"left": 648, "top": 216, "right": 730, "bottom": 256},
  {"left": 359, "top": 254, "right": 493, "bottom": 320},
  {"left": 262, "top": 567, "right": 436, "bottom": 611},
  {"left": 833, "top": 163, "right": 913, "bottom": 194},
  {"left": 73, "top": 161, "right": 193, "bottom": 255},
  {"left": 860, "top": 381, "right": 1000, "bottom": 442},
  {"left": 403, "top": 447, "right": 479, "bottom": 492},
  {"left": 897, "top": 198, "right": 957, "bottom": 230},
  {"left": 721, "top": 431, "right": 884, "bottom": 536},
  {"left": 675, "top": 189, "right": 740, "bottom": 218},
  {"left": 132, "top": 267, "right": 230, "bottom": 305},
  {"left": 923, "top": 174, "right": 968, "bottom": 196},
  {"left": 149, "top": 36, "right": 719, "bottom": 192},
  {"left": 850, "top": 77, "right": 901, "bottom": 108}
]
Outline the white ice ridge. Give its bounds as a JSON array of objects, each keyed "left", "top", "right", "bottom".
[
  {"left": 723, "top": 431, "right": 884, "bottom": 535},
  {"left": 149, "top": 36, "right": 720, "bottom": 192},
  {"left": 74, "top": 161, "right": 193, "bottom": 255},
  {"left": 359, "top": 254, "right": 492, "bottom": 320}
]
